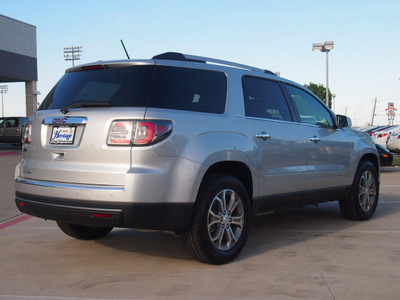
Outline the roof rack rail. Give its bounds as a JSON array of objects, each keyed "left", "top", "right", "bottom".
[{"left": 152, "top": 52, "right": 276, "bottom": 75}]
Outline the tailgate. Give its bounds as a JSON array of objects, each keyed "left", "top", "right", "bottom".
[{"left": 19, "top": 108, "right": 146, "bottom": 186}]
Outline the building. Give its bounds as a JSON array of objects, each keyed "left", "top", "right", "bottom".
[{"left": 0, "top": 14, "right": 38, "bottom": 116}]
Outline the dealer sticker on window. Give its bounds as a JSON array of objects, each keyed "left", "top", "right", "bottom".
[{"left": 50, "top": 126, "right": 76, "bottom": 144}]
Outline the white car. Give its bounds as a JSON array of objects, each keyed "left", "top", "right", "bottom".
[
  {"left": 387, "top": 131, "right": 400, "bottom": 152},
  {"left": 371, "top": 125, "right": 400, "bottom": 147}
]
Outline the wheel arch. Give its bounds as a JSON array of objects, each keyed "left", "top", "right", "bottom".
[
  {"left": 200, "top": 161, "right": 254, "bottom": 205},
  {"left": 358, "top": 153, "right": 380, "bottom": 177}
]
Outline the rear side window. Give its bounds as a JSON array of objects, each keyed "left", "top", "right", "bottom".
[
  {"left": 41, "top": 65, "right": 227, "bottom": 114},
  {"left": 148, "top": 66, "right": 227, "bottom": 114},
  {"left": 242, "top": 76, "right": 292, "bottom": 121}
]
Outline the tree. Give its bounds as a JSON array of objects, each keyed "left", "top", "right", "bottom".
[{"left": 304, "top": 82, "right": 332, "bottom": 109}]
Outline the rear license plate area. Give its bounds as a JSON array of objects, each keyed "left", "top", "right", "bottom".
[{"left": 50, "top": 126, "right": 76, "bottom": 144}]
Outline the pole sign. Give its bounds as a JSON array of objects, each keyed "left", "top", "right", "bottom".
[{"left": 385, "top": 102, "right": 397, "bottom": 125}]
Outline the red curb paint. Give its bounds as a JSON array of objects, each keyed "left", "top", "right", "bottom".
[
  {"left": 0, "top": 214, "right": 33, "bottom": 230},
  {"left": 0, "top": 151, "right": 17, "bottom": 156}
]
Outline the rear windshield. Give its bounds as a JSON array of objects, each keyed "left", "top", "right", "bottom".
[{"left": 41, "top": 65, "right": 227, "bottom": 114}]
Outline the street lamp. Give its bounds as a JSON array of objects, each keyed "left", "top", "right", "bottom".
[
  {"left": 64, "top": 46, "right": 83, "bottom": 67},
  {"left": 0, "top": 85, "right": 8, "bottom": 118},
  {"left": 312, "top": 41, "right": 334, "bottom": 106}
]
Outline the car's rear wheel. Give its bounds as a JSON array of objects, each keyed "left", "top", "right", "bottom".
[
  {"left": 339, "top": 160, "right": 379, "bottom": 220},
  {"left": 56, "top": 221, "right": 113, "bottom": 240},
  {"left": 181, "top": 174, "right": 251, "bottom": 264}
]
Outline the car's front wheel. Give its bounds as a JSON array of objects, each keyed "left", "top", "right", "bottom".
[
  {"left": 56, "top": 221, "right": 113, "bottom": 240},
  {"left": 339, "top": 160, "right": 379, "bottom": 220},
  {"left": 181, "top": 174, "right": 251, "bottom": 264}
]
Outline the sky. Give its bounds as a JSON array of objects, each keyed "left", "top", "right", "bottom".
[{"left": 1, "top": 0, "right": 399, "bottom": 126}]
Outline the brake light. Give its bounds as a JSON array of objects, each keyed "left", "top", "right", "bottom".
[
  {"left": 23, "top": 122, "right": 32, "bottom": 144},
  {"left": 82, "top": 65, "right": 105, "bottom": 71},
  {"left": 107, "top": 120, "right": 172, "bottom": 146},
  {"left": 133, "top": 122, "right": 155, "bottom": 144},
  {"left": 377, "top": 133, "right": 388, "bottom": 138},
  {"left": 107, "top": 121, "right": 133, "bottom": 145}
]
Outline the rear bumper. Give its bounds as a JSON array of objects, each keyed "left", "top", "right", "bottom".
[{"left": 15, "top": 192, "right": 194, "bottom": 230}]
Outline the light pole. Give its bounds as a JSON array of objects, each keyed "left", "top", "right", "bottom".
[
  {"left": 312, "top": 41, "right": 334, "bottom": 106},
  {"left": 0, "top": 85, "right": 8, "bottom": 118},
  {"left": 64, "top": 46, "right": 83, "bottom": 67},
  {"left": 332, "top": 93, "right": 336, "bottom": 113}
]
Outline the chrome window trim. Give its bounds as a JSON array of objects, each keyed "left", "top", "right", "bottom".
[
  {"left": 246, "top": 116, "right": 300, "bottom": 125},
  {"left": 16, "top": 178, "right": 124, "bottom": 192}
]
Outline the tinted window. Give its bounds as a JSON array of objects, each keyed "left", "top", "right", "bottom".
[
  {"left": 41, "top": 66, "right": 155, "bottom": 110},
  {"left": 41, "top": 65, "right": 227, "bottom": 114},
  {"left": 0, "top": 119, "right": 4, "bottom": 128},
  {"left": 6, "top": 118, "right": 18, "bottom": 128},
  {"left": 242, "top": 77, "right": 292, "bottom": 121},
  {"left": 285, "top": 85, "right": 334, "bottom": 128},
  {"left": 149, "top": 66, "right": 227, "bottom": 114}
]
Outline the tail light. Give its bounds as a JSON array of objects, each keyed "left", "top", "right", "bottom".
[
  {"left": 23, "top": 122, "right": 32, "bottom": 144},
  {"left": 377, "top": 133, "right": 388, "bottom": 138},
  {"left": 107, "top": 120, "right": 172, "bottom": 146}
]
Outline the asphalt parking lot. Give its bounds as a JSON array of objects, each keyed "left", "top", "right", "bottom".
[{"left": 1, "top": 144, "right": 400, "bottom": 300}]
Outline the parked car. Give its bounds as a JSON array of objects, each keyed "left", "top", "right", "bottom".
[
  {"left": 387, "top": 131, "right": 400, "bottom": 152},
  {"left": 15, "top": 52, "right": 380, "bottom": 264},
  {"left": 0, "top": 117, "right": 28, "bottom": 145},
  {"left": 371, "top": 125, "right": 400, "bottom": 147},
  {"left": 364, "top": 125, "right": 390, "bottom": 138},
  {"left": 375, "top": 144, "right": 393, "bottom": 166}
]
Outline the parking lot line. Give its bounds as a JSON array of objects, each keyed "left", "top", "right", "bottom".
[
  {"left": 0, "top": 151, "right": 17, "bottom": 156},
  {"left": 0, "top": 214, "right": 32, "bottom": 230}
]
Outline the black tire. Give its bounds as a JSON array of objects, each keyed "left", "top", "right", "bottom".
[
  {"left": 56, "top": 221, "right": 113, "bottom": 240},
  {"left": 181, "top": 174, "right": 251, "bottom": 265},
  {"left": 339, "top": 160, "right": 379, "bottom": 221}
]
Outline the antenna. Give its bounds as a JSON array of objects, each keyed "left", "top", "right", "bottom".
[{"left": 120, "top": 39, "right": 130, "bottom": 59}]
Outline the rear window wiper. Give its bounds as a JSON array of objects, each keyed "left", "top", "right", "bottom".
[{"left": 60, "top": 101, "right": 112, "bottom": 114}]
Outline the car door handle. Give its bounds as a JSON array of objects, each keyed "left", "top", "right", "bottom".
[
  {"left": 309, "top": 136, "right": 321, "bottom": 143},
  {"left": 256, "top": 132, "right": 271, "bottom": 140}
]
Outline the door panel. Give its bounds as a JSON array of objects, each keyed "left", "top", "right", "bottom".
[
  {"left": 242, "top": 76, "right": 307, "bottom": 199},
  {"left": 302, "top": 125, "right": 352, "bottom": 190},
  {"left": 3, "top": 118, "right": 20, "bottom": 142},
  {"left": 248, "top": 118, "right": 307, "bottom": 197},
  {"left": 284, "top": 84, "right": 352, "bottom": 191}
]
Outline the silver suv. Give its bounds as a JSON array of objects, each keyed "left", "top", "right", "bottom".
[{"left": 15, "top": 52, "right": 380, "bottom": 264}]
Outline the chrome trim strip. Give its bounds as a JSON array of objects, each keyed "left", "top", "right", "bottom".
[
  {"left": 16, "top": 178, "right": 124, "bottom": 192},
  {"left": 246, "top": 116, "right": 300, "bottom": 125},
  {"left": 43, "top": 117, "right": 88, "bottom": 125}
]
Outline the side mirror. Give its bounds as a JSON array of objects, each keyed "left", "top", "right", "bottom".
[{"left": 336, "top": 114, "right": 352, "bottom": 128}]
